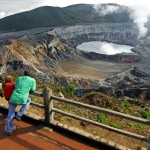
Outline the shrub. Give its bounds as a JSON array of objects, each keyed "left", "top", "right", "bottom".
[
  {"left": 136, "top": 124, "right": 146, "bottom": 130},
  {"left": 109, "top": 122, "right": 122, "bottom": 129},
  {"left": 85, "top": 92, "right": 97, "bottom": 99},
  {"left": 61, "top": 82, "right": 76, "bottom": 97},
  {"left": 127, "top": 122, "right": 136, "bottom": 127},
  {"left": 139, "top": 109, "right": 150, "bottom": 119},
  {"left": 123, "top": 101, "right": 131, "bottom": 108},
  {"left": 97, "top": 113, "right": 107, "bottom": 123}
]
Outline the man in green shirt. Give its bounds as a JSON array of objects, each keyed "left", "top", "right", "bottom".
[{"left": 6, "top": 71, "right": 36, "bottom": 136}]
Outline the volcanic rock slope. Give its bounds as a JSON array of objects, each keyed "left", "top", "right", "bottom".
[{"left": 0, "top": 22, "right": 150, "bottom": 98}]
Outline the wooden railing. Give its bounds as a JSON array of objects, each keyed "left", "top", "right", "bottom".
[{"left": 31, "top": 88, "right": 150, "bottom": 150}]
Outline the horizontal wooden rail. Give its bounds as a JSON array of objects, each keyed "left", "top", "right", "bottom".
[
  {"left": 52, "top": 95, "right": 150, "bottom": 126},
  {"left": 30, "top": 101, "right": 44, "bottom": 108},
  {"left": 31, "top": 91, "right": 43, "bottom": 97},
  {"left": 53, "top": 108, "right": 148, "bottom": 142}
]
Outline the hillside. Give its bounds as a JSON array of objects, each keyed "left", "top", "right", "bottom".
[{"left": 0, "top": 4, "right": 131, "bottom": 32}]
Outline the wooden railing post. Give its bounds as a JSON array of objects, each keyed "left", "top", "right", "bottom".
[
  {"left": 43, "top": 87, "right": 53, "bottom": 125},
  {"left": 147, "top": 130, "right": 150, "bottom": 150},
  {"left": 49, "top": 95, "right": 54, "bottom": 124}
]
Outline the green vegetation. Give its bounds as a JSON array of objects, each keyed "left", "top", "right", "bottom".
[
  {"left": 136, "top": 124, "right": 146, "bottom": 130},
  {"left": 0, "top": 4, "right": 131, "bottom": 32},
  {"left": 61, "top": 82, "right": 76, "bottom": 97},
  {"left": 97, "top": 113, "right": 107, "bottom": 123},
  {"left": 109, "top": 122, "right": 123, "bottom": 129},
  {"left": 127, "top": 122, "right": 136, "bottom": 127},
  {"left": 127, "top": 121, "right": 147, "bottom": 130},
  {"left": 139, "top": 109, "right": 150, "bottom": 120}
]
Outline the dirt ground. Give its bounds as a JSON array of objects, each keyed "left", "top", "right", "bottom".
[{"left": 55, "top": 58, "right": 135, "bottom": 80}]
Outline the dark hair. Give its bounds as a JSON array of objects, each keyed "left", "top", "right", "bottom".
[{"left": 24, "top": 71, "right": 30, "bottom": 76}]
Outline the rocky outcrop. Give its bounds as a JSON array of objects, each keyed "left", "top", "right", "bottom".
[
  {"left": 55, "top": 23, "right": 139, "bottom": 47},
  {"left": 0, "top": 32, "right": 76, "bottom": 74},
  {"left": 76, "top": 85, "right": 150, "bottom": 100}
]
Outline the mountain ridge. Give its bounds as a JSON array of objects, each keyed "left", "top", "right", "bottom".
[{"left": 0, "top": 4, "right": 131, "bottom": 32}]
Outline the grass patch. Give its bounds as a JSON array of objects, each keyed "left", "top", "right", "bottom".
[
  {"left": 97, "top": 113, "right": 107, "bottom": 123},
  {"left": 109, "top": 122, "right": 123, "bottom": 129}
]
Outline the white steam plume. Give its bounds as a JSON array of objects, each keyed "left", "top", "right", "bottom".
[
  {"left": 94, "top": 4, "right": 150, "bottom": 38},
  {"left": 128, "top": 5, "right": 150, "bottom": 38}
]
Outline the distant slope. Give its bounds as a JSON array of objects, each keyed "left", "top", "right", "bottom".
[{"left": 0, "top": 4, "right": 131, "bottom": 32}]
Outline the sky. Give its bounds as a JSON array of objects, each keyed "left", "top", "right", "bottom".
[
  {"left": 0, "top": 0, "right": 148, "bottom": 18},
  {"left": 0, "top": 0, "right": 150, "bottom": 37}
]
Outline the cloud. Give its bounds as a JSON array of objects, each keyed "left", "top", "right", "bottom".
[
  {"left": 93, "top": 4, "right": 120, "bottom": 16},
  {"left": 0, "top": 12, "right": 5, "bottom": 19},
  {"left": 0, "top": 0, "right": 40, "bottom": 18},
  {"left": 40, "top": 0, "right": 101, "bottom": 7},
  {"left": 0, "top": 9, "right": 27, "bottom": 19}
]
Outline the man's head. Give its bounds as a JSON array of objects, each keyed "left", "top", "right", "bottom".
[{"left": 24, "top": 71, "right": 30, "bottom": 76}]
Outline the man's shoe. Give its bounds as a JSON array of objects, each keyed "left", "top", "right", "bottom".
[
  {"left": 7, "top": 132, "right": 12, "bottom": 136},
  {"left": 14, "top": 115, "right": 21, "bottom": 122},
  {"left": 6, "top": 126, "right": 16, "bottom": 136}
]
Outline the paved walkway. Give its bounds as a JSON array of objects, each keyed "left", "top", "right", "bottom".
[{"left": 0, "top": 110, "right": 115, "bottom": 150}]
